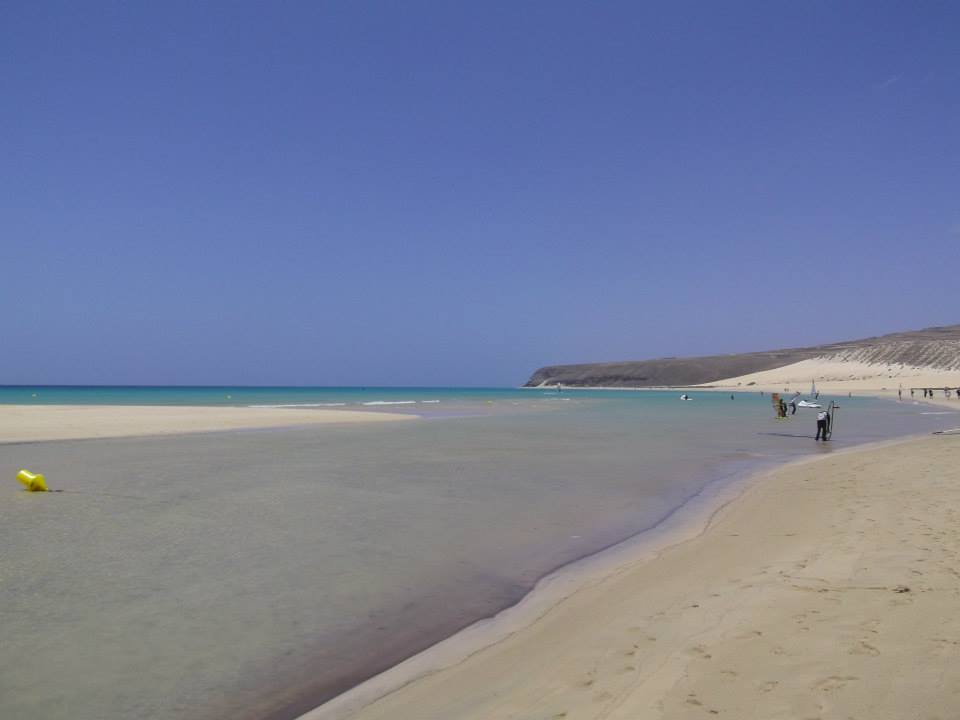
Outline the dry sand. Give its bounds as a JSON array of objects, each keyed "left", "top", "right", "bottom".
[
  {"left": 703, "top": 357, "right": 960, "bottom": 398},
  {"left": 0, "top": 404, "right": 413, "bottom": 444},
  {"left": 308, "top": 435, "right": 960, "bottom": 720}
]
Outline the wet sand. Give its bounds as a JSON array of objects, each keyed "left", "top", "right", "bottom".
[{"left": 315, "top": 435, "right": 960, "bottom": 720}]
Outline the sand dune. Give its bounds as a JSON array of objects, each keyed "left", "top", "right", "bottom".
[{"left": 703, "top": 357, "right": 960, "bottom": 397}]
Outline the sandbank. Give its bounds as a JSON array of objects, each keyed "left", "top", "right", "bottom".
[
  {"left": 306, "top": 434, "right": 960, "bottom": 720},
  {"left": 0, "top": 404, "right": 413, "bottom": 444}
]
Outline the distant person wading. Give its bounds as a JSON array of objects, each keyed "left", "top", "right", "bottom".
[{"left": 815, "top": 409, "right": 831, "bottom": 441}]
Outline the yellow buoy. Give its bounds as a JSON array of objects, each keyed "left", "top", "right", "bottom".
[{"left": 16, "top": 469, "right": 49, "bottom": 492}]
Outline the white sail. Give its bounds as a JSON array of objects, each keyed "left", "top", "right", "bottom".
[{"left": 810, "top": 379, "right": 817, "bottom": 396}]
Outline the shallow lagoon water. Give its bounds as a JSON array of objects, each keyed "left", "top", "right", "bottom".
[{"left": 0, "top": 391, "right": 954, "bottom": 719}]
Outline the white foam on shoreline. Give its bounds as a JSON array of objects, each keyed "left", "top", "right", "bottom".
[
  {"left": 247, "top": 400, "right": 443, "bottom": 409},
  {"left": 247, "top": 403, "right": 349, "bottom": 408}
]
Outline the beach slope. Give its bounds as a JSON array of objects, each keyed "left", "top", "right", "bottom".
[{"left": 321, "top": 435, "right": 960, "bottom": 720}]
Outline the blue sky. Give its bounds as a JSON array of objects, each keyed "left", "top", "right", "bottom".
[{"left": 3, "top": 2, "right": 958, "bottom": 385}]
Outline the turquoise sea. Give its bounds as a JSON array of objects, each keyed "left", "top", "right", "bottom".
[
  {"left": 1, "top": 386, "right": 956, "bottom": 720},
  {"left": 0, "top": 385, "right": 553, "bottom": 406}
]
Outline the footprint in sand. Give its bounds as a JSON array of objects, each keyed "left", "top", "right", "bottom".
[
  {"left": 688, "top": 644, "right": 713, "bottom": 659},
  {"left": 578, "top": 670, "right": 597, "bottom": 688},
  {"left": 686, "top": 693, "right": 721, "bottom": 714},
  {"left": 814, "top": 675, "right": 858, "bottom": 692},
  {"left": 850, "top": 640, "right": 880, "bottom": 656}
]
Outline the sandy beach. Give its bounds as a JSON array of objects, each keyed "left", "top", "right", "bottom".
[
  {"left": 0, "top": 404, "right": 413, "bottom": 444},
  {"left": 309, "top": 433, "right": 960, "bottom": 720},
  {"left": 702, "top": 357, "right": 960, "bottom": 398}
]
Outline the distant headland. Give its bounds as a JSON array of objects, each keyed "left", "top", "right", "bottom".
[{"left": 524, "top": 324, "right": 960, "bottom": 391}]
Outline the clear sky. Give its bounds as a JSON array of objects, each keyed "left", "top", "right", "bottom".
[{"left": 3, "top": 2, "right": 958, "bottom": 386}]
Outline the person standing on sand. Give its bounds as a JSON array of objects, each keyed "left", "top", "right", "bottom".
[
  {"left": 788, "top": 393, "right": 799, "bottom": 415},
  {"left": 816, "top": 410, "right": 830, "bottom": 440}
]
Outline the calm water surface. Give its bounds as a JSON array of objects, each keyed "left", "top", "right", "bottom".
[{"left": 0, "top": 389, "right": 954, "bottom": 719}]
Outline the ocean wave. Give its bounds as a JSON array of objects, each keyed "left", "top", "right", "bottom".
[
  {"left": 248, "top": 403, "right": 349, "bottom": 408},
  {"left": 420, "top": 400, "right": 441, "bottom": 404},
  {"left": 362, "top": 400, "right": 418, "bottom": 406}
]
